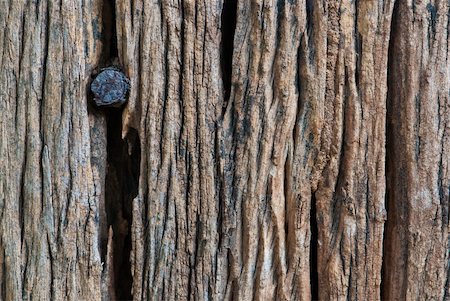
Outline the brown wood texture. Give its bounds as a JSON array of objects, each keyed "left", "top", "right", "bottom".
[
  {"left": 0, "top": 0, "right": 449, "bottom": 300},
  {"left": 0, "top": 0, "right": 106, "bottom": 300},
  {"left": 383, "top": 0, "right": 450, "bottom": 299}
]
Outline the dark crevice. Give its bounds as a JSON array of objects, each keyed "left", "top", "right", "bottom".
[
  {"left": 105, "top": 109, "right": 140, "bottom": 301},
  {"left": 220, "top": 0, "right": 237, "bottom": 109},
  {"left": 354, "top": 31, "right": 361, "bottom": 89},
  {"left": 310, "top": 192, "right": 319, "bottom": 301},
  {"left": 305, "top": 0, "right": 315, "bottom": 64},
  {"left": 99, "top": 0, "right": 138, "bottom": 300},
  {"left": 100, "top": 0, "right": 118, "bottom": 64},
  {"left": 283, "top": 153, "right": 290, "bottom": 267},
  {"left": 381, "top": 0, "right": 400, "bottom": 299}
]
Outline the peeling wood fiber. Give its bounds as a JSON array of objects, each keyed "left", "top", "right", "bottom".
[
  {"left": 0, "top": 0, "right": 104, "bottom": 300},
  {"left": 0, "top": 0, "right": 449, "bottom": 300}
]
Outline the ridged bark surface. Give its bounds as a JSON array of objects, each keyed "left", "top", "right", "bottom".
[
  {"left": 0, "top": 0, "right": 449, "bottom": 300},
  {"left": 383, "top": 0, "right": 450, "bottom": 299},
  {"left": 0, "top": 1, "right": 105, "bottom": 300}
]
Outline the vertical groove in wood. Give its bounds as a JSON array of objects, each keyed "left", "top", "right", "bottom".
[
  {"left": 0, "top": 0, "right": 105, "bottom": 300},
  {"left": 119, "top": 0, "right": 224, "bottom": 299},
  {"left": 312, "top": 0, "right": 395, "bottom": 299},
  {"left": 0, "top": 0, "right": 448, "bottom": 300},
  {"left": 384, "top": 0, "right": 450, "bottom": 299}
]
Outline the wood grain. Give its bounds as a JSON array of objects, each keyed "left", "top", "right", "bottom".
[{"left": 0, "top": 0, "right": 449, "bottom": 300}]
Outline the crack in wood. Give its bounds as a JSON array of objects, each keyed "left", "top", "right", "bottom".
[
  {"left": 101, "top": 0, "right": 139, "bottom": 299},
  {"left": 220, "top": 0, "right": 237, "bottom": 113}
]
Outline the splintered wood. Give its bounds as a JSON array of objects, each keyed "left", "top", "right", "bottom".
[{"left": 0, "top": 0, "right": 448, "bottom": 300}]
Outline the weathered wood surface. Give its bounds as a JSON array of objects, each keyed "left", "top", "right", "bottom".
[
  {"left": 383, "top": 0, "right": 450, "bottom": 299},
  {"left": 0, "top": 0, "right": 106, "bottom": 300},
  {"left": 0, "top": 0, "right": 449, "bottom": 300}
]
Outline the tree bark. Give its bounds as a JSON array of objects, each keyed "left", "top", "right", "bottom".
[
  {"left": 383, "top": 1, "right": 450, "bottom": 299},
  {"left": 0, "top": 1, "right": 105, "bottom": 300},
  {"left": 0, "top": 0, "right": 449, "bottom": 301}
]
